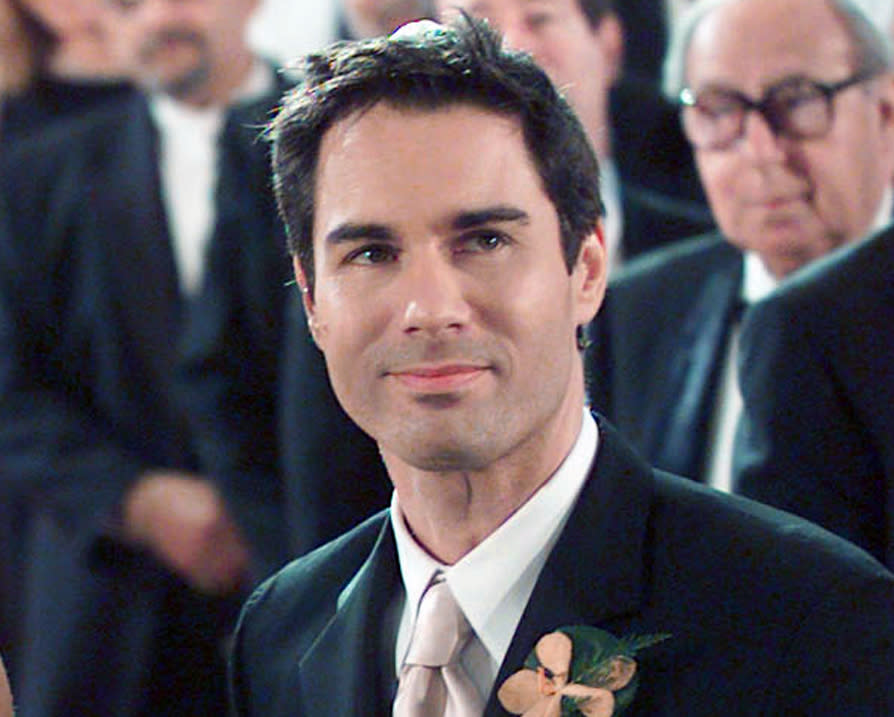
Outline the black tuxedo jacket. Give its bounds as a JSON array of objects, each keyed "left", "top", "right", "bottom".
[
  {"left": 230, "top": 417, "right": 894, "bottom": 715},
  {"left": 586, "top": 235, "right": 743, "bottom": 481},
  {"left": 734, "top": 226, "right": 894, "bottom": 568},
  {"left": 0, "top": 87, "right": 285, "bottom": 715}
]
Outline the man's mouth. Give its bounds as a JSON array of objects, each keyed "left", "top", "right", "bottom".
[{"left": 386, "top": 363, "right": 491, "bottom": 392}]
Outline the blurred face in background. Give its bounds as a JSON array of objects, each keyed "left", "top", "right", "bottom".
[
  {"left": 103, "top": 0, "right": 257, "bottom": 103},
  {"left": 684, "top": 0, "right": 894, "bottom": 278},
  {"left": 342, "top": 0, "right": 433, "bottom": 38},
  {"left": 17, "top": 0, "right": 106, "bottom": 37},
  {"left": 437, "top": 0, "right": 622, "bottom": 156}
]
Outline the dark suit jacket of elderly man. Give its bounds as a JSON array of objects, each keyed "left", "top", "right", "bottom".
[
  {"left": 0, "top": 85, "right": 286, "bottom": 716},
  {"left": 734, "top": 225, "right": 894, "bottom": 569},
  {"left": 586, "top": 234, "right": 743, "bottom": 482},
  {"left": 230, "top": 416, "right": 894, "bottom": 716}
]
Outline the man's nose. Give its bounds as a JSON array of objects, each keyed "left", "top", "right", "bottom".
[
  {"left": 399, "top": 253, "right": 471, "bottom": 337},
  {"left": 739, "top": 109, "right": 788, "bottom": 163}
]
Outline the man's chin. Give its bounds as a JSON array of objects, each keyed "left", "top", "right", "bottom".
[
  {"left": 141, "top": 62, "right": 210, "bottom": 101},
  {"left": 392, "top": 437, "right": 492, "bottom": 474}
]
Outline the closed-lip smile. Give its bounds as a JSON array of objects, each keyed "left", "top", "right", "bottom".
[{"left": 387, "top": 363, "right": 490, "bottom": 392}]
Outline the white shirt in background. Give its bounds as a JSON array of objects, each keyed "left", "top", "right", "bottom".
[{"left": 149, "top": 60, "right": 274, "bottom": 296}]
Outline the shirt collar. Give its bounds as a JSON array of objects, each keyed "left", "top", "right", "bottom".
[
  {"left": 742, "top": 250, "right": 779, "bottom": 305},
  {"left": 391, "top": 409, "right": 598, "bottom": 667}
]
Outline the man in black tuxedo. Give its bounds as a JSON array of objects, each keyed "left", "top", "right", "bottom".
[
  {"left": 0, "top": 0, "right": 289, "bottom": 713},
  {"left": 230, "top": 17, "right": 894, "bottom": 715},
  {"left": 586, "top": 0, "right": 894, "bottom": 486},
  {"left": 436, "top": 0, "right": 713, "bottom": 271},
  {"left": 734, "top": 228, "right": 894, "bottom": 568}
]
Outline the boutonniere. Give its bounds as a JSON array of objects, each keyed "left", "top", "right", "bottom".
[{"left": 497, "top": 626, "right": 670, "bottom": 717}]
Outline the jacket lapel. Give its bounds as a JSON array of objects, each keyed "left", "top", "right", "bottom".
[
  {"left": 642, "top": 256, "right": 743, "bottom": 479},
  {"left": 292, "top": 520, "right": 401, "bottom": 715},
  {"left": 484, "top": 417, "right": 655, "bottom": 715}
]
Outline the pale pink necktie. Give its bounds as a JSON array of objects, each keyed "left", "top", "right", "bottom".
[{"left": 393, "top": 575, "right": 485, "bottom": 716}]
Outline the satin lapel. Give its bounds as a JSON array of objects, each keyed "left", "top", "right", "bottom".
[
  {"left": 642, "top": 258, "right": 743, "bottom": 478},
  {"left": 293, "top": 520, "right": 401, "bottom": 715},
  {"left": 484, "top": 418, "right": 655, "bottom": 715}
]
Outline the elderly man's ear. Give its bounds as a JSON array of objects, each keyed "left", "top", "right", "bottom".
[{"left": 595, "top": 11, "right": 625, "bottom": 87}]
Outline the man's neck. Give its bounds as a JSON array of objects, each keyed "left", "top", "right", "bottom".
[{"left": 385, "top": 394, "right": 585, "bottom": 565}]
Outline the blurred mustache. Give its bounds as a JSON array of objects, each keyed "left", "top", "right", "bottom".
[{"left": 139, "top": 29, "right": 205, "bottom": 60}]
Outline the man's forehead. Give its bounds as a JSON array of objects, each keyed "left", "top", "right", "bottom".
[
  {"left": 442, "top": 0, "right": 571, "bottom": 16},
  {"left": 686, "top": 0, "right": 856, "bottom": 89},
  {"left": 312, "top": 103, "right": 552, "bottom": 238},
  {"left": 319, "top": 101, "right": 524, "bottom": 156}
]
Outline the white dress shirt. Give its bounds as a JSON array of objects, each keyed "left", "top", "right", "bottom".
[
  {"left": 149, "top": 60, "right": 274, "bottom": 296},
  {"left": 704, "top": 252, "right": 777, "bottom": 491},
  {"left": 390, "top": 410, "right": 599, "bottom": 703}
]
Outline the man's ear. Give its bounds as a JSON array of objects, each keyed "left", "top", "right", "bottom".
[
  {"left": 292, "top": 256, "right": 324, "bottom": 346},
  {"left": 875, "top": 72, "right": 894, "bottom": 143},
  {"left": 596, "top": 12, "right": 625, "bottom": 87},
  {"left": 572, "top": 225, "right": 608, "bottom": 326}
]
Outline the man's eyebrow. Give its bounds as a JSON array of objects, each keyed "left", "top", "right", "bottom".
[
  {"left": 451, "top": 206, "right": 530, "bottom": 230},
  {"left": 324, "top": 223, "right": 396, "bottom": 244}
]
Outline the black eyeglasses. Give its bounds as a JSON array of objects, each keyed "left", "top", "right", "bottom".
[{"left": 679, "top": 70, "right": 879, "bottom": 150}]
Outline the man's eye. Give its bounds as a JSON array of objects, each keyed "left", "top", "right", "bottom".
[
  {"left": 344, "top": 244, "right": 398, "bottom": 265},
  {"left": 695, "top": 94, "right": 743, "bottom": 119},
  {"left": 111, "top": 0, "right": 143, "bottom": 10},
  {"left": 457, "top": 231, "right": 509, "bottom": 254},
  {"left": 772, "top": 87, "right": 823, "bottom": 111},
  {"left": 525, "top": 12, "right": 554, "bottom": 30}
]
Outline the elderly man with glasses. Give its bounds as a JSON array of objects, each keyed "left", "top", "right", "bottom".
[{"left": 586, "top": 0, "right": 894, "bottom": 489}]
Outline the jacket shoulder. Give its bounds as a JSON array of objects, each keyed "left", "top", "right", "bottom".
[
  {"left": 230, "top": 511, "right": 388, "bottom": 715},
  {"left": 234, "top": 513, "right": 387, "bottom": 655},
  {"left": 612, "top": 233, "right": 737, "bottom": 290},
  {"left": 242, "top": 510, "right": 387, "bottom": 626}
]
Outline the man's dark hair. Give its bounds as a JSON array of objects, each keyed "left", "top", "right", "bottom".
[{"left": 268, "top": 15, "right": 603, "bottom": 295}]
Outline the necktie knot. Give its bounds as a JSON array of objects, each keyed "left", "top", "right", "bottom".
[
  {"left": 394, "top": 574, "right": 484, "bottom": 716},
  {"left": 404, "top": 578, "right": 471, "bottom": 668}
]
